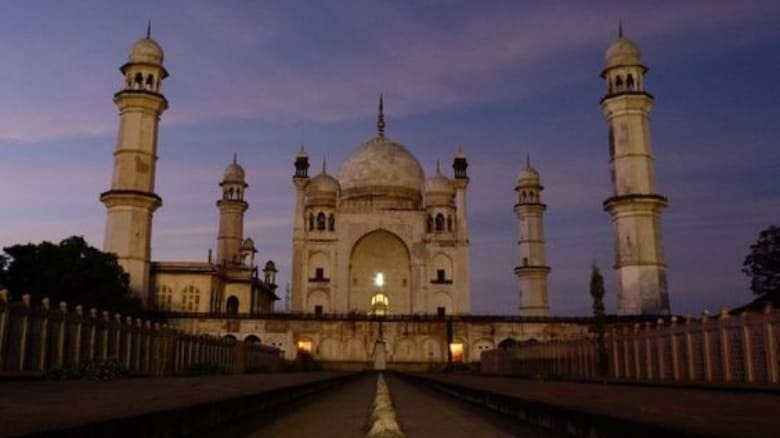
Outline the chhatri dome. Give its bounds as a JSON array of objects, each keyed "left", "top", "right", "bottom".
[
  {"left": 306, "top": 160, "right": 340, "bottom": 205},
  {"left": 424, "top": 161, "right": 455, "bottom": 195},
  {"left": 337, "top": 96, "right": 425, "bottom": 202},
  {"left": 605, "top": 24, "right": 642, "bottom": 68},
  {"left": 128, "top": 22, "right": 164, "bottom": 65}
]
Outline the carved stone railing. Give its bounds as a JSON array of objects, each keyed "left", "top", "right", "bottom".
[
  {"left": 481, "top": 304, "right": 780, "bottom": 385},
  {"left": 0, "top": 290, "right": 280, "bottom": 376}
]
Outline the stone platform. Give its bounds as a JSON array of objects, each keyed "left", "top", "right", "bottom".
[
  {"left": 403, "top": 373, "right": 780, "bottom": 437},
  {"left": 0, "top": 372, "right": 356, "bottom": 437}
]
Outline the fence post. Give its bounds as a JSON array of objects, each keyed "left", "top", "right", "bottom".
[
  {"left": 610, "top": 328, "right": 620, "bottom": 378},
  {"left": 702, "top": 311, "right": 713, "bottom": 382},
  {"left": 74, "top": 306, "right": 83, "bottom": 363},
  {"left": 644, "top": 322, "right": 653, "bottom": 379},
  {"left": 38, "top": 298, "right": 51, "bottom": 371},
  {"left": 741, "top": 312, "right": 754, "bottom": 383},
  {"left": 764, "top": 303, "right": 778, "bottom": 383},
  {"left": 632, "top": 323, "right": 641, "bottom": 379},
  {"left": 113, "top": 313, "right": 122, "bottom": 361},
  {"left": 0, "top": 290, "right": 9, "bottom": 367},
  {"left": 720, "top": 308, "right": 732, "bottom": 382},
  {"left": 18, "top": 294, "right": 31, "bottom": 371},
  {"left": 100, "top": 311, "right": 110, "bottom": 360},
  {"left": 56, "top": 301, "right": 67, "bottom": 368},
  {"left": 654, "top": 319, "right": 665, "bottom": 379},
  {"left": 684, "top": 315, "right": 695, "bottom": 381},
  {"left": 670, "top": 316, "right": 680, "bottom": 381}
]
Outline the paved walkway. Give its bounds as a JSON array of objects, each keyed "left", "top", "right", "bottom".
[
  {"left": 384, "top": 373, "right": 548, "bottom": 437},
  {"left": 0, "top": 372, "right": 349, "bottom": 437},
  {"left": 418, "top": 374, "right": 780, "bottom": 438},
  {"left": 240, "top": 373, "right": 376, "bottom": 437}
]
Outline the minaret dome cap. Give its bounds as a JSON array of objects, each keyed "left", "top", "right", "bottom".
[
  {"left": 605, "top": 36, "right": 641, "bottom": 68},
  {"left": 223, "top": 162, "right": 246, "bottom": 183},
  {"left": 128, "top": 36, "right": 164, "bottom": 65}
]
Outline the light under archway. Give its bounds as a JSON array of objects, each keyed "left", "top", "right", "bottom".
[{"left": 348, "top": 229, "right": 411, "bottom": 314}]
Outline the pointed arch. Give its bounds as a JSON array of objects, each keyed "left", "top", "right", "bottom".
[
  {"left": 348, "top": 229, "right": 411, "bottom": 313},
  {"left": 435, "top": 213, "right": 444, "bottom": 232},
  {"left": 316, "top": 212, "right": 326, "bottom": 230}
]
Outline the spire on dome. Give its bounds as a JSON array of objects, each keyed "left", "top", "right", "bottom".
[
  {"left": 321, "top": 157, "right": 327, "bottom": 174},
  {"left": 526, "top": 154, "right": 531, "bottom": 169},
  {"left": 436, "top": 159, "right": 441, "bottom": 175},
  {"left": 377, "top": 94, "right": 385, "bottom": 137},
  {"left": 146, "top": 19, "right": 152, "bottom": 39},
  {"left": 618, "top": 20, "right": 623, "bottom": 38},
  {"left": 233, "top": 152, "right": 237, "bottom": 164}
]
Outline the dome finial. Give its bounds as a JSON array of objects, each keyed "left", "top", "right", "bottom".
[
  {"left": 377, "top": 93, "right": 385, "bottom": 137},
  {"left": 322, "top": 157, "right": 327, "bottom": 174},
  {"left": 436, "top": 159, "right": 441, "bottom": 175},
  {"left": 146, "top": 19, "right": 152, "bottom": 39},
  {"left": 233, "top": 152, "right": 237, "bottom": 165},
  {"left": 526, "top": 154, "right": 531, "bottom": 169},
  {"left": 618, "top": 19, "right": 623, "bottom": 38}
]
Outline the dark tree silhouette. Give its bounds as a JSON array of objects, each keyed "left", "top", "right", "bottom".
[
  {"left": 589, "top": 264, "right": 609, "bottom": 378},
  {"left": 1, "top": 236, "right": 143, "bottom": 314},
  {"left": 742, "top": 225, "right": 780, "bottom": 297}
]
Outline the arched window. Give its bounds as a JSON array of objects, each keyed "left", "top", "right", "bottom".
[
  {"left": 447, "top": 216, "right": 453, "bottom": 231},
  {"left": 133, "top": 72, "right": 143, "bottom": 89},
  {"left": 427, "top": 215, "right": 433, "bottom": 233},
  {"left": 523, "top": 257, "right": 529, "bottom": 267},
  {"left": 245, "top": 335, "right": 261, "bottom": 344},
  {"left": 435, "top": 214, "right": 444, "bottom": 232},
  {"left": 328, "top": 214, "right": 335, "bottom": 231},
  {"left": 615, "top": 75, "right": 624, "bottom": 92},
  {"left": 521, "top": 191, "right": 527, "bottom": 201},
  {"left": 529, "top": 191, "right": 535, "bottom": 201},
  {"left": 182, "top": 285, "right": 200, "bottom": 312},
  {"left": 626, "top": 74, "right": 635, "bottom": 91},
  {"left": 155, "top": 285, "right": 173, "bottom": 311},
  {"left": 145, "top": 74, "right": 154, "bottom": 91},
  {"left": 235, "top": 189, "right": 241, "bottom": 200},
  {"left": 308, "top": 213, "right": 314, "bottom": 231},
  {"left": 226, "top": 296, "right": 239, "bottom": 315},
  {"left": 316, "top": 212, "right": 326, "bottom": 231}
]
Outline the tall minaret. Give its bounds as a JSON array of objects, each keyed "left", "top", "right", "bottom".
[
  {"left": 452, "top": 147, "right": 471, "bottom": 313},
  {"left": 601, "top": 26, "right": 669, "bottom": 315},
  {"left": 290, "top": 146, "right": 310, "bottom": 311},
  {"left": 101, "top": 26, "right": 169, "bottom": 304},
  {"left": 216, "top": 156, "right": 248, "bottom": 265},
  {"left": 514, "top": 157, "right": 550, "bottom": 316}
]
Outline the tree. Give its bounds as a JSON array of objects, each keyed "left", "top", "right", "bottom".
[
  {"left": 1, "top": 236, "right": 143, "bottom": 314},
  {"left": 742, "top": 225, "right": 780, "bottom": 297},
  {"left": 589, "top": 264, "right": 609, "bottom": 379}
]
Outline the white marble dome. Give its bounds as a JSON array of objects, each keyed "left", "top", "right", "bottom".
[
  {"left": 605, "top": 37, "right": 641, "bottom": 68},
  {"left": 129, "top": 37, "right": 164, "bottom": 65},
  {"left": 338, "top": 136, "right": 425, "bottom": 201}
]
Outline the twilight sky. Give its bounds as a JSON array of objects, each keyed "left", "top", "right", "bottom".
[{"left": 1, "top": 1, "right": 778, "bottom": 316}]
